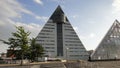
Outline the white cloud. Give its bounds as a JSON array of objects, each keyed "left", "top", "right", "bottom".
[
  {"left": 73, "top": 26, "right": 96, "bottom": 39},
  {"left": 0, "top": 20, "right": 6, "bottom": 26},
  {"left": 79, "top": 33, "right": 96, "bottom": 40},
  {"left": 0, "top": 0, "right": 47, "bottom": 21},
  {"left": 108, "top": 0, "right": 120, "bottom": 21},
  {"left": 71, "top": 15, "right": 79, "bottom": 19},
  {"left": 33, "top": 0, "right": 43, "bottom": 5},
  {"left": 0, "top": 0, "right": 35, "bottom": 19},
  {"left": 15, "top": 22, "right": 42, "bottom": 38},
  {"left": 0, "top": 0, "right": 43, "bottom": 53},
  {"left": 112, "top": 0, "right": 120, "bottom": 14},
  {"left": 89, "top": 33, "right": 96, "bottom": 38},
  {"left": 36, "top": 16, "right": 48, "bottom": 22},
  {"left": 73, "top": 26, "right": 97, "bottom": 50}
]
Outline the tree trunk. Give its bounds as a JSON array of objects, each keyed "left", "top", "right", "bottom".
[{"left": 20, "top": 53, "right": 24, "bottom": 65}]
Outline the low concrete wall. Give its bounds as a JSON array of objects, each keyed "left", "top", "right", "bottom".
[{"left": 1, "top": 60, "right": 120, "bottom": 68}]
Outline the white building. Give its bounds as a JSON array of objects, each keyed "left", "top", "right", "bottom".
[{"left": 36, "top": 5, "right": 89, "bottom": 60}]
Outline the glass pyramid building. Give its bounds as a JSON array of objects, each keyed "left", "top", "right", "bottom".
[
  {"left": 36, "top": 6, "right": 89, "bottom": 60},
  {"left": 91, "top": 20, "right": 120, "bottom": 60}
]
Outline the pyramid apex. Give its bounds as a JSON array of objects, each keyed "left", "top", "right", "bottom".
[
  {"left": 57, "top": 5, "right": 61, "bottom": 8},
  {"left": 54, "top": 5, "right": 63, "bottom": 13},
  {"left": 113, "top": 19, "right": 120, "bottom": 26},
  {"left": 115, "top": 19, "right": 118, "bottom": 21},
  {"left": 50, "top": 5, "right": 67, "bottom": 23},
  {"left": 114, "top": 19, "right": 119, "bottom": 23}
]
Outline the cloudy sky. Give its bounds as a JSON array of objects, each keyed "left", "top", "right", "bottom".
[{"left": 0, "top": 0, "right": 120, "bottom": 53}]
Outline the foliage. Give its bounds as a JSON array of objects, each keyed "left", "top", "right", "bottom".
[
  {"left": 14, "top": 26, "right": 30, "bottom": 65},
  {"left": 0, "top": 26, "right": 44, "bottom": 63},
  {"left": 1, "top": 26, "right": 30, "bottom": 65},
  {"left": 30, "top": 38, "right": 44, "bottom": 62},
  {"left": 13, "top": 26, "right": 30, "bottom": 52}
]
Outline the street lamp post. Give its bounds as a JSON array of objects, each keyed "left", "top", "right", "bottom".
[{"left": 66, "top": 47, "right": 69, "bottom": 62}]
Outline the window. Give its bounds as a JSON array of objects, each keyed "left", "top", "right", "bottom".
[
  {"left": 45, "top": 47, "right": 55, "bottom": 49},
  {"left": 44, "top": 27, "right": 55, "bottom": 29},
  {"left": 57, "top": 23, "right": 63, "bottom": 56}
]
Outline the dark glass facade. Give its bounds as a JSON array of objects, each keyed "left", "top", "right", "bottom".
[{"left": 57, "top": 23, "right": 63, "bottom": 56}]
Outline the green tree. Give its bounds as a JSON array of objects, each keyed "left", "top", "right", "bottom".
[
  {"left": 1, "top": 26, "right": 30, "bottom": 65},
  {"left": 14, "top": 26, "right": 30, "bottom": 65},
  {"left": 30, "top": 38, "right": 44, "bottom": 62}
]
